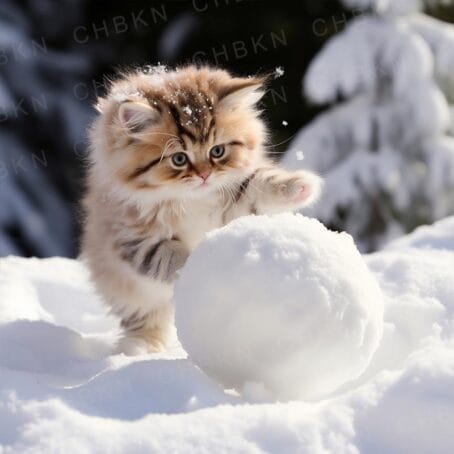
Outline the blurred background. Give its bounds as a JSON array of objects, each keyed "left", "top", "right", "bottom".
[{"left": 0, "top": 0, "right": 453, "bottom": 258}]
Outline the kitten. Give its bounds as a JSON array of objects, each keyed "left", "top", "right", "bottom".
[{"left": 81, "top": 65, "right": 322, "bottom": 353}]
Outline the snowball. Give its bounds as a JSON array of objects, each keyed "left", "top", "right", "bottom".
[{"left": 175, "top": 214, "right": 384, "bottom": 401}]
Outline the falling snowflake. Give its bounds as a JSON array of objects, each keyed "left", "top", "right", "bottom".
[
  {"left": 296, "top": 150, "right": 305, "bottom": 161},
  {"left": 274, "top": 66, "right": 285, "bottom": 78},
  {"left": 282, "top": 120, "right": 288, "bottom": 126}
]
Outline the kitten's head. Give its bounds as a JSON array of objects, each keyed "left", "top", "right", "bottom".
[{"left": 91, "top": 65, "right": 269, "bottom": 202}]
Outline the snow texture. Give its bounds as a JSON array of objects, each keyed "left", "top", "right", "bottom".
[
  {"left": 1, "top": 214, "right": 454, "bottom": 452},
  {"left": 341, "top": 0, "right": 448, "bottom": 16},
  {"left": 175, "top": 214, "right": 384, "bottom": 401},
  {"left": 342, "top": 0, "right": 423, "bottom": 16},
  {"left": 283, "top": 6, "right": 454, "bottom": 252}
]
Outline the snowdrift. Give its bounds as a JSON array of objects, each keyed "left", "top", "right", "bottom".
[{"left": 1, "top": 216, "right": 454, "bottom": 453}]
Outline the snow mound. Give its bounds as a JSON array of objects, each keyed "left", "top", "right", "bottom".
[
  {"left": 1, "top": 217, "right": 454, "bottom": 452},
  {"left": 175, "top": 214, "right": 384, "bottom": 400}
]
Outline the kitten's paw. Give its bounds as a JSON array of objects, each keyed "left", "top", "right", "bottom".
[
  {"left": 165, "top": 240, "right": 190, "bottom": 282},
  {"left": 116, "top": 336, "right": 149, "bottom": 355},
  {"left": 274, "top": 170, "right": 322, "bottom": 208},
  {"left": 116, "top": 335, "right": 165, "bottom": 356}
]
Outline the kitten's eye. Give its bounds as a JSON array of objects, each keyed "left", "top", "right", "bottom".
[
  {"left": 209, "top": 145, "right": 225, "bottom": 159},
  {"left": 171, "top": 152, "right": 188, "bottom": 167}
]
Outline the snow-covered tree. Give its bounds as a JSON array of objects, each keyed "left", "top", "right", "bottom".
[
  {"left": 0, "top": 0, "right": 97, "bottom": 256},
  {"left": 283, "top": 0, "right": 454, "bottom": 251}
]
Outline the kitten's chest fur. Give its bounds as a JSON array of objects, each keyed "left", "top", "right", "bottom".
[{"left": 176, "top": 196, "right": 225, "bottom": 250}]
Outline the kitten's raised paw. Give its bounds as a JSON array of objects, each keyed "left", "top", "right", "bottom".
[{"left": 276, "top": 170, "right": 322, "bottom": 208}]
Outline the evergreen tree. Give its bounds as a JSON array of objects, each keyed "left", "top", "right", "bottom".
[{"left": 283, "top": 0, "right": 454, "bottom": 251}]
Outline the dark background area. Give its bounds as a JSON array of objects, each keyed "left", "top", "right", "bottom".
[{"left": 0, "top": 0, "right": 452, "bottom": 258}]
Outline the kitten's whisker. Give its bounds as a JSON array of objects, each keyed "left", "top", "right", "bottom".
[
  {"left": 262, "top": 132, "right": 298, "bottom": 150},
  {"left": 138, "top": 131, "right": 180, "bottom": 140},
  {"left": 226, "top": 184, "right": 238, "bottom": 202},
  {"left": 247, "top": 180, "right": 265, "bottom": 196},
  {"left": 222, "top": 185, "right": 231, "bottom": 202},
  {"left": 217, "top": 185, "right": 226, "bottom": 202},
  {"left": 220, "top": 183, "right": 231, "bottom": 200}
]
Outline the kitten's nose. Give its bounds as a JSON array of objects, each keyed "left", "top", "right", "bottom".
[{"left": 198, "top": 170, "right": 211, "bottom": 182}]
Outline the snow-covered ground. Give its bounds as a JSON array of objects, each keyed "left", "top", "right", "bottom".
[{"left": 1, "top": 216, "right": 454, "bottom": 453}]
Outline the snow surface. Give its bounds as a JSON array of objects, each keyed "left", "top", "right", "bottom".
[
  {"left": 1, "top": 216, "right": 454, "bottom": 452},
  {"left": 175, "top": 214, "right": 383, "bottom": 401}
]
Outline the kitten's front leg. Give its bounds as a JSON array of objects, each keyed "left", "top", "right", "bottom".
[
  {"left": 113, "top": 237, "right": 188, "bottom": 354},
  {"left": 227, "top": 167, "right": 322, "bottom": 220},
  {"left": 119, "top": 237, "right": 189, "bottom": 283},
  {"left": 253, "top": 167, "right": 322, "bottom": 214}
]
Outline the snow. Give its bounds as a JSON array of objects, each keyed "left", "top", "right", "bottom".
[
  {"left": 283, "top": 9, "right": 454, "bottom": 252},
  {"left": 409, "top": 14, "right": 454, "bottom": 78},
  {"left": 274, "top": 66, "right": 285, "bottom": 78},
  {"left": 385, "top": 215, "right": 454, "bottom": 250},
  {"left": 182, "top": 105, "right": 193, "bottom": 116},
  {"left": 342, "top": 0, "right": 424, "bottom": 16},
  {"left": 1, "top": 215, "right": 454, "bottom": 452},
  {"left": 0, "top": 1, "right": 103, "bottom": 257},
  {"left": 175, "top": 214, "right": 383, "bottom": 401},
  {"left": 304, "top": 17, "right": 434, "bottom": 104},
  {"left": 295, "top": 150, "right": 305, "bottom": 161}
]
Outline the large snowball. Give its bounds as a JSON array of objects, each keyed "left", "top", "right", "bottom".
[{"left": 174, "top": 214, "right": 384, "bottom": 401}]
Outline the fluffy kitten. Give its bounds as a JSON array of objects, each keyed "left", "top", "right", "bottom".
[{"left": 82, "top": 65, "right": 322, "bottom": 353}]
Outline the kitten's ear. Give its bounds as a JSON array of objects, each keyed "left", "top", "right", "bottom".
[
  {"left": 218, "top": 77, "right": 267, "bottom": 111},
  {"left": 118, "top": 101, "right": 159, "bottom": 132}
]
